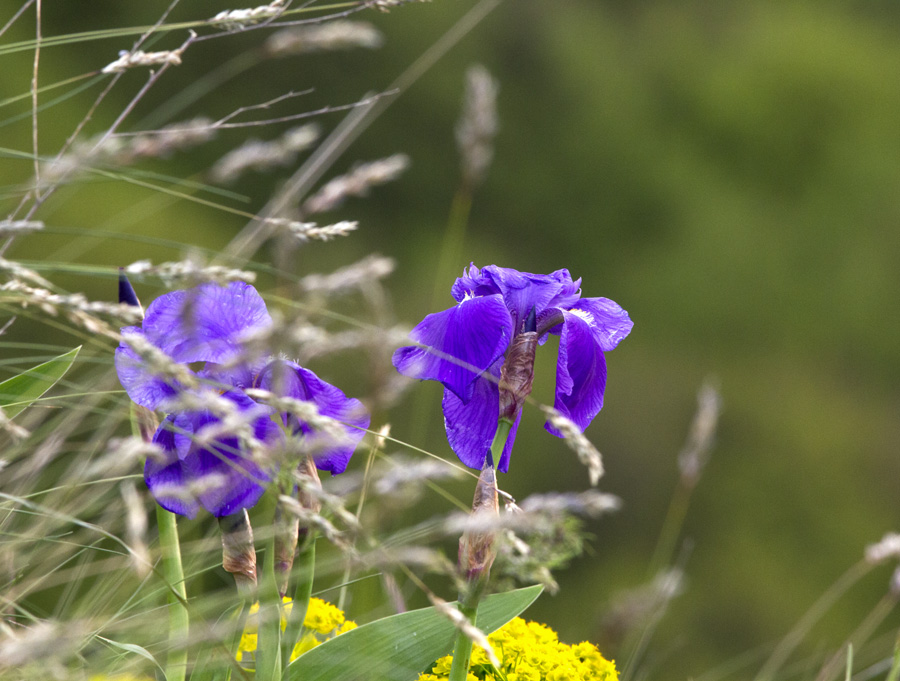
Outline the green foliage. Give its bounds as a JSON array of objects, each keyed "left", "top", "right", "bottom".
[
  {"left": 287, "top": 586, "right": 542, "bottom": 681},
  {"left": 0, "top": 346, "right": 80, "bottom": 418}
]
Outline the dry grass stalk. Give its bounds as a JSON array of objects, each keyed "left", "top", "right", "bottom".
[
  {"left": 456, "top": 64, "right": 498, "bottom": 189},
  {"left": 303, "top": 154, "right": 409, "bottom": 215},
  {"left": 265, "top": 21, "right": 384, "bottom": 55},
  {"left": 540, "top": 406, "right": 605, "bottom": 486},
  {"left": 210, "top": 0, "right": 287, "bottom": 31},
  {"left": 210, "top": 124, "right": 320, "bottom": 184}
]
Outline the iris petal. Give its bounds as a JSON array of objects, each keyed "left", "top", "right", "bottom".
[
  {"left": 570, "top": 297, "right": 633, "bottom": 352},
  {"left": 440, "top": 359, "right": 519, "bottom": 473},
  {"left": 141, "top": 282, "right": 271, "bottom": 365},
  {"left": 144, "top": 391, "right": 277, "bottom": 518},
  {"left": 258, "top": 360, "right": 370, "bottom": 475},
  {"left": 452, "top": 265, "right": 573, "bottom": 332},
  {"left": 392, "top": 295, "right": 512, "bottom": 403},
  {"left": 115, "top": 328, "right": 182, "bottom": 410},
  {"left": 145, "top": 417, "right": 201, "bottom": 518},
  {"left": 548, "top": 310, "right": 608, "bottom": 436}
]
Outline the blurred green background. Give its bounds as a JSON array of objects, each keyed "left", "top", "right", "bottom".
[{"left": 3, "top": 0, "right": 900, "bottom": 678}]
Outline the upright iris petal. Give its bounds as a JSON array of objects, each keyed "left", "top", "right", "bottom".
[
  {"left": 394, "top": 264, "right": 632, "bottom": 470},
  {"left": 116, "top": 280, "right": 370, "bottom": 517}
]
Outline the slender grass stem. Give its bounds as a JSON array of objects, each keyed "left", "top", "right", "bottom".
[
  {"left": 156, "top": 505, "right": 189, "bottom": 681},
  {"left": 886, "top": 633, "right": 900, "bottom": 681}
]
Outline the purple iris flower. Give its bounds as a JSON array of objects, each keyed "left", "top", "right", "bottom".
[
  {"left": 116, "top": 281, "right": 369, "bottom": 517},
  {"left": 392, "top": 265, "right": 632, "bottom": 472}
]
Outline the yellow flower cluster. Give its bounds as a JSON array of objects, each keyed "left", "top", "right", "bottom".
[
  {"left": 237, "top": 596, "right": 357, "bottom": 665},
  {"left": 418, "top": 617, "right": 618, "bottom": 681}
]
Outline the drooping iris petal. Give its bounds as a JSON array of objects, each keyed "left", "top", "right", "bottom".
[
  {"left": 440, "top": 359, "right": 520, "bottom": 473},
  {"left": 193, "top": 434, "right": 272, "bottom": 517},
  {"left": 144, "top": 390, "right": 278, "bottom": 518},
  {"left": 547, "top": 310, "right": 608, "bottom": 437},
  {"left": 141, "top": 282, "right": 271, "bottom": 365},
  {"left": 145, "top": 417, "right": 200, "bottom": 518},
  {"left": 392, "top": 295, "right": 512, "bottom": 403},
  {"left": 570, "top": 297, "right": 634, "bottom": 352},
  {"left": 257, "top": 360, "right": 370, "bottom": 475},
  {"left": 115, "top": 327, "right": 182, "bottom": 410}
]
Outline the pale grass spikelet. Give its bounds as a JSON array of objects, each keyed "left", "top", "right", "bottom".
[
  {"left": 0, "top": 620, "right": 80, "bottom": 672},
  {"left": 429, "top": 594, "right": 500, "bottom": 668},
  {"left": 361, "top": 546, "right": 453, "bottom": 574},
  {"left": 210, "top": 0, "right": 287, "bottom": 31},
  {"left": 0, "top": 408, "right": 30, "bottom": 441},
  {"left": 113, "top": 117, "right": 216, "bottom": 162},
  {"left": 600, "top": 567, "right": 685, "bottom": 645},
  {"left": 370, "top": 0, "right": 416, "bottom": 11},
  {"left": 124, "top": 259, "right": 256, "bottom": 288},
  {"left": 0, "top": 280, "right": 142, "bottom": 335},
  {"left": 444, "top": 492, "right": 619, "bottom": 537},
  {"left": 518, "top": 490, "right": 622, "bottom": 517},
  {"left": 161, "top": 389, "right": 267, "bottom": 452},
  {"left": 101, "top": 46, "right": 187, "bottom": 74},
  {"left": 299, "top": 254, "right": 395, "bottom": 296},
  {"left": 245, "top": 388, "right": 357, "bottom": 446},
  {"left": 86, "top": 437, "right": 162, "bottom": 478},
  {"left": 265, "top": 21, "right": 384, "bottom": 56},
  {"left": 0, "top": 219, "right": 43, "bottom": 236},
  {"left": 265, "top": 219, "right": 359, "bottom": 243},
  {"left": 541, "top": 405, "right": 605, "bottom": 486},
  {"left": 374, "top": 423, "right": 391, "bottom": 450},
  {"left": 40, "top": 118, "right": 214, "bottom": 188},
  {"left": 677, "top": 381, "right": 721, "bottom": 487},
  {"left": 210, "top": 124, "right": 320, "bottom": 183},
  {"left": 0, "top": 256, "right": 53, "bottom": 288},
  {"left": 865, "top": 533, "right": 900, "bottom": 564},
  {"left": 456, "top": 64, "right": 498, "bottom": 189},
  {"left": 373, "top": 457, "right": 463, "bottom": 496},
  {"left": 303, "top": 154, "right": 410, "bottom": 215},
  {"left": 277, "top": 494, "right": 352, "bottom": 550},
  {"left": 120, "top": 332, "right": 198, "bottom": 389},
  {"left": 121, "top": 481, "right": 150, "bottom": 578}
]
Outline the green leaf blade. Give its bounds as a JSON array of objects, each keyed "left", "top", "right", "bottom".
[
  {"left": 0, "top": 346, "right": 81, "bottom": 419},
  {"left": 288, "top": 585, "right": 542, "bottom": 681}
]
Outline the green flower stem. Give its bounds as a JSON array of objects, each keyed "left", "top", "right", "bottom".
[
  {"left": 447, "top": 417, "right": 513, "bottom": 681},
  {"left": 256, "top": 495, "right": 283, "bottom": 681},
  {"left": 282, "top": 535, "right": 316, "bottom": 668},
  {"left": 156, "top": 505, "right": 189, "bottom": 681},
  {"left": 447, "top": 593, "right": 481, "bottom": 681}
]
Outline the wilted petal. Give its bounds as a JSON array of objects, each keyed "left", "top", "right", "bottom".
[
  {"left": 548, "top": 310, "right": 608, "bottom": 436},
  {"left": 571, "top": 297, "right": 633, "bottom": 351},
  {"left": 115, "top": 328, "right": 182, "bottom": 410},
  {"left": 141, "top": 282, "right": 271, "bottom": 365},
  {"left": 392, "top": 295, "right": 511, "bottom": 402},
  {"left": 258, "top": 360, "right": 370, "bottom": 475}
]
